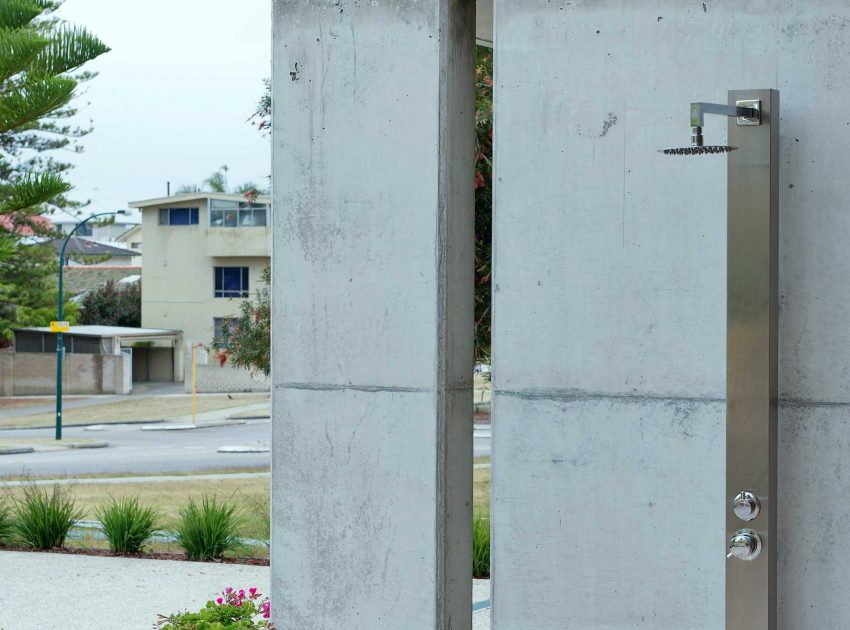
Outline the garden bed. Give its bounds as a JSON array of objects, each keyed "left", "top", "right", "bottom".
[{"left": 0, "top": 542, "right": 269, "bottom": 565}]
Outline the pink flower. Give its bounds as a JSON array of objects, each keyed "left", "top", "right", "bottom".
[
  {"left": 239, "top": 590, "right": 245, "bottom": 597},
  {"left": 216, "top": 597, "right": 223, "bottom": 605},
  {"left": 225, "top": 587, "right": 233, "bottom": 594}
]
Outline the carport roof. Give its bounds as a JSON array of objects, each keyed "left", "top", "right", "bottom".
[{"left": 15, "top": 325, "right": 180, "bottom": 339}]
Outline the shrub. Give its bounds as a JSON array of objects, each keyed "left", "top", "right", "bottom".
[
  {"left": 472, "top": 509, "right": 490, "bottom": 579},
  {"left": 13, "top": 484, "right": 83, "bottom": 549},
  {"left": 174, "top": 495, "right": 244, "bottom": 561},
  {"left": 0, "top": 499, "right": 12, "bottom": 542},
  {"left": 94, "top": 497, "right": 159, "bottom": 554},
  {"left": 155, "top": 586, "right": 274, "bottom": 629}
]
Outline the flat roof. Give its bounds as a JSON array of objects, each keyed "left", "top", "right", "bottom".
[
  {"left": 15, "top": 326, "right": 181, "bottom": 339},
  {"left": 129, "top": 192, "right": 271, "bottom": 208}
]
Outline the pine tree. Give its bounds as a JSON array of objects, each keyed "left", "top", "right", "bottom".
[{"left": 0, "top": 0, "right": 109, "bottom": 342}]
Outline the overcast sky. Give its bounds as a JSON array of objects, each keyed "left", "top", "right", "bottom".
[{"left": 54, "top": 0, "right": 272, "bottom": 214}]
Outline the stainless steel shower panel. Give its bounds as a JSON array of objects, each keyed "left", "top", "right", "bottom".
[{"left": 726, "top": 89, "right": 779, "bottom": 630}]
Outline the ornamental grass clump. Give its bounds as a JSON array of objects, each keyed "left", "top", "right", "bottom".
[
  {"left": 155, "top": 586, "right": 274, "bottom": 629},
  {"left": 0, "top": 499, "right": 12, "bottom": 542},
  {"left": 14, "top": 484, "right": 83, "bottom": 549},
  {"left": 94, "top": 497, "right": 159, "bottom": 554},
  {"left": 174, "top": 495, "right": 244, "bottom": 561},
  {"left": 472, "top": 509, "right": 491, "bottom": 579}
]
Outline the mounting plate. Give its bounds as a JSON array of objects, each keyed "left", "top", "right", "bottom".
[{"left": 736, "top": 99, "right": 761, "bottom": 126}]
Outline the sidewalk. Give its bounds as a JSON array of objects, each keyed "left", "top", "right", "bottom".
[{"left": 0, "top": 551, "right": 491, "bottom": 629}]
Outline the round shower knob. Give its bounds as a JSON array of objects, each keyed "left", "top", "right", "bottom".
[
  {"left": 732, "top": 491, "right": 761, "bottom": 521},
  {"left": 727, "top": 529, "right": 762, "bottom": 561}
]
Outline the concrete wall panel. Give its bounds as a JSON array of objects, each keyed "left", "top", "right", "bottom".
[
  {"left": 493, "top": 1, "right": 850, "bottom": 628},
  {"left": 272, "top": 1, "right": 475, "bottom": 628}
]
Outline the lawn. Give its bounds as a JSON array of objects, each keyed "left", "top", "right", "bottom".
[{"left": 0, "top": 393, "right": 269, "bottom": 429}]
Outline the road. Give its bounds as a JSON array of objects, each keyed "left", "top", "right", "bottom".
[
  {"left": 0, "top": 422, "right": 492, "bottom": 477},
  {"left": 0, "top": 421, "right": 271, "bottom": 477}
]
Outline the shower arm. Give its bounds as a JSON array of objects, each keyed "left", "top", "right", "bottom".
[
  {"left": 688, "top": 100, "right": 761, "bottom": 147},
  {"left": 690, "top": 102, "right": 760, "bottom": 127}
]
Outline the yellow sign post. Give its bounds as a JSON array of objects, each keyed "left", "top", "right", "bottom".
[{"left": 50, "top": 321, "right": 70, "bottom": 333}]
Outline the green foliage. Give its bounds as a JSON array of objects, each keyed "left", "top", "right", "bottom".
[
  {"left": 0, "top": 246, "right": 79, "bottom": 341},
  {"left": 178, "top": 166, "right": 268, "bottom": 196},
  {"left": 0, "top": 0, "right": 109, "bottom": 340},
  {"left": 204, "top": 165, "right": 228, "bottom": 193},
  {"left": 78, "top": 279, "right": 140, "bottom": 327},
  {"left": 13, "top": 483, "right": 83, "bottom": 549},
  {"left": 156, "top": 587, "right": 274, "bottom": 630},
  {"left": 212, "top": 267, "right": 270, "bottom": 377},
  {"left": 472, "top": 509, "right": 490, "bottom": 579},
  {"left": 0, "top": 498, "right": 12, "bottom": 542},
  {"left": 233, "top": 181, "right": 269, "bottom": 196},
  {"left": 174, "top": 495, "right": 244, "bottom": 561},
  {"left": 474, "top": 47, "right": 492, "bottom": 366},
  {"left": 94, "top": 496, "right": 159, "bottom": 554}
]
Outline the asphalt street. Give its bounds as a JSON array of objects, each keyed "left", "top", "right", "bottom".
[
  {"left": 0, "top": 421, "right": 271, "bottom": 477},
  {"left": 0, "top": 421, "right": 492, "bottom": 477}
]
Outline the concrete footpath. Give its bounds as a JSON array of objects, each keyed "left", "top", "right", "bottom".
[{"left": 0, "top": 551, "right": 491, "bottom": 629}]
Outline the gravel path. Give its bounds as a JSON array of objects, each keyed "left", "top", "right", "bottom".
[{"left": 0, "top": 551, "right": 491, "bottom": 629}]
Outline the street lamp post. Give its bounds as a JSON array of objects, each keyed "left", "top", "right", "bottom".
[{"left": 55, "top": 210, "right": 126, "bottom": 440}]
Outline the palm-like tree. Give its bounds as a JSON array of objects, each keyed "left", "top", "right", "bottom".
[{"left": 0, "top": 0, "right": 109, "bottom": 260}]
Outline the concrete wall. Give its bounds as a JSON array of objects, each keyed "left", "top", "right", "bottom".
[
  {"left": 271, "top": 1, "right": 475, "bottom": 628},
  {"left": 493, "top": 2, "right": 850, "bottom": 628},
  {"left": 0, "top": 352, "right": 129, "bottom": 396},
  {"left": 139, "top": 195, "right": 270, "bottom": 349}
]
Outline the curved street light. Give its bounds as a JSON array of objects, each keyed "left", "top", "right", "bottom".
[{"left": 55, "top": 210, "right": 127, "bottom": 440}]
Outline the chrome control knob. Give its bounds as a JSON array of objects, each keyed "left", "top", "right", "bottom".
[
  {"left": 732, "top": 491, "right": 760, "bottom": 522},
  {"left": 727, "top": 529, "right": 762, "bottom": 561}
]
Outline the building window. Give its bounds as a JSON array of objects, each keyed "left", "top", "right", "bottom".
[
  {"left": 209, "top": 200, "right": 267, "bottom": 228},
  {"left": 214, "top": 267, "right": 249, "bottom": 298},
  {"left": 159, "top": 207, "right": 199, "bottom": 225},
  {"left": 74, "top": 223, "right": 93, "bottom": 237},
  {"left": 213, "top": 317, "right": 238, "bottom": 345}
]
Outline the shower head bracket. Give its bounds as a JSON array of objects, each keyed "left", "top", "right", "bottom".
[{"left": 735, "top": 99, "right": 761, "bottom": 126}]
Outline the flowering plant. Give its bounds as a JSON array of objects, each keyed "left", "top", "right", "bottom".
[{"left": 155, "top": 586, "right": 275, "bottom": 629}]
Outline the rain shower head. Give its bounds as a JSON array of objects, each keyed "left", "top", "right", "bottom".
[
  {"left": 662, "top": 144, "right": 737, "bottom": 156},
  {"left": 660, "top": 99, "right": 760, "bottom": 156}
]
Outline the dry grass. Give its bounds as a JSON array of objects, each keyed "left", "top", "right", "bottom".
[
  {"left": 0, "top": 467, "right": 269, "bottom": 483},
  {"left": 0, "top": 460, "right": 491, "bottom": 557},
  {"left": 474, "top": 464, "right": 490, "bottom": 511},
  {"left": 1, "top": 476, "right": 271, "bottom": 541},
  {"left": 0, "top": 393, "right": 269, "bottom": 429}
]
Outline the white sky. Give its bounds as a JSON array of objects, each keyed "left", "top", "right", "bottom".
[{"left": 54, "top": 0, "right": 272, "bottom": 213}]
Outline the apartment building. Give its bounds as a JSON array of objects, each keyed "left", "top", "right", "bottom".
[{"left": 129, "top": 192, "right": 270, "bottom": 381}]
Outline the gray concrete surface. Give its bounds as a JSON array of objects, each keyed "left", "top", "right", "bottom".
[
  {"left": 272, "top": 2, "right": 476, "bottom": 627},
  {"left": 492, "top": 2, "right": 850, "bottom": 629},
  {"left": 0, "top": 551, "right": 492, "bottom": 630}
]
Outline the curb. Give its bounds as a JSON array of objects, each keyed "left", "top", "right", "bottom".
[
  {"left": 69, "top": 440, "right": 108, "bottom": 449},
  {"left": 0, "top": 419, "right": 166, "bottom": 432},
  {"left": 0, "top": 446, "right": 35, "bottom": 455},
  {"left": 141, "top": 420, "right": 247, "bottom": 432},
  {"left": 217, "top": 445, "right": 270, "bottom": 454},
  {"left": 226, "top": 414, "right": 270, "bottom": 420}
]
